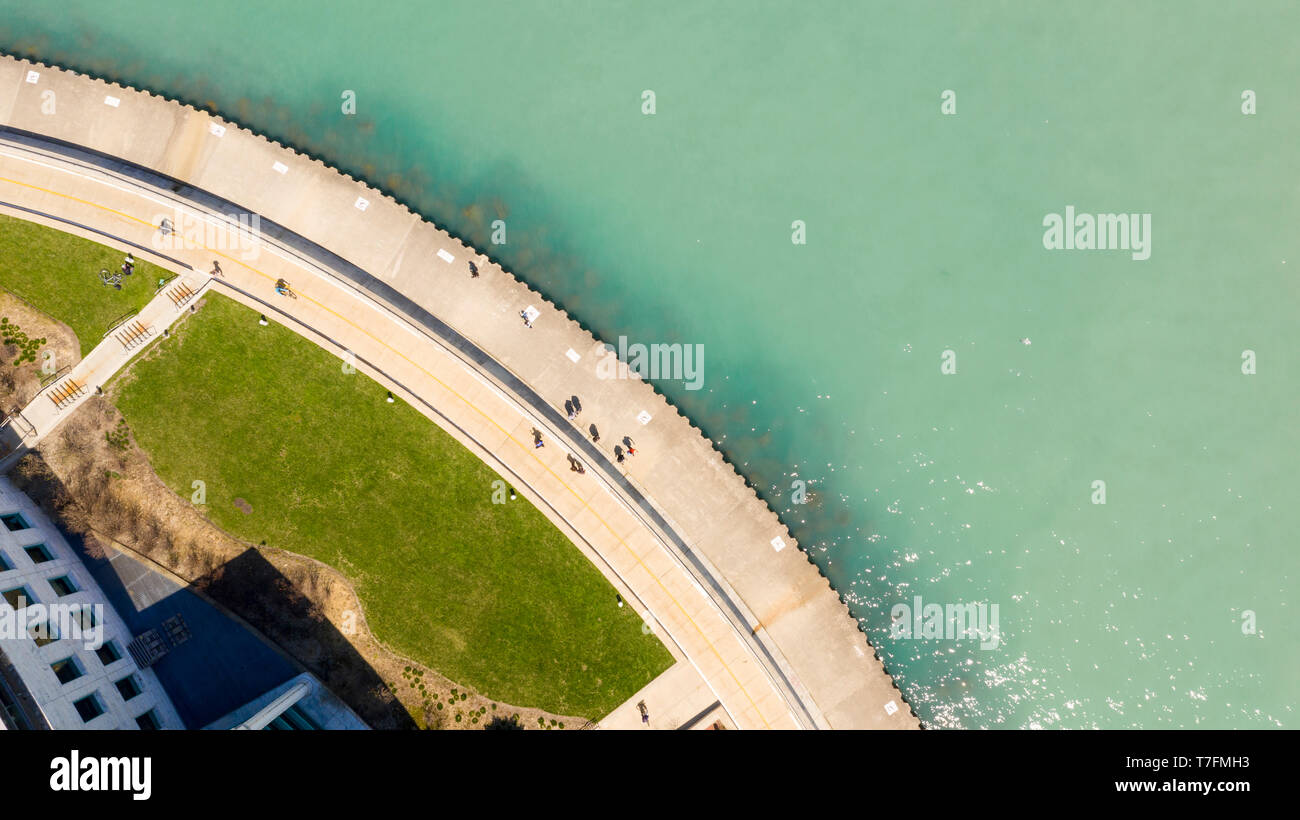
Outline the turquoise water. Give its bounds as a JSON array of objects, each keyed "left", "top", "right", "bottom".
[{"left": 3, "top": 1, "right": 1295, "bottom": 727}]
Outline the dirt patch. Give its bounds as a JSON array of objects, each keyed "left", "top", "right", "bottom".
[
  {"left": 0, "top": 291, "right": 80, "bottom": 414},
  {"left": 233, "top": 497, "right": 252, "bottom": 515},
  {"left": 10, "top": 395, "right": 586, "bottom": 730}
]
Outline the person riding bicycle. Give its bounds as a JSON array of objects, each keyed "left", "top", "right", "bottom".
[{"left": 275, "top": 278, "right": 292, "bottom": 296}]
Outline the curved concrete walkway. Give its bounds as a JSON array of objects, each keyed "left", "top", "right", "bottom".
[{"left": 0, "top": 56, "right": 918, "bottom": 729}]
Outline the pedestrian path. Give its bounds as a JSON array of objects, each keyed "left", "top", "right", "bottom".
[
  {"left": 0, "top": 269, "right": 211, "bottom": 472},
  {"left": 598, "top": 661, "right": 731, "bottom": 730},
  {"left": 0, "top": 54, "right": 920, "bottom": 728}
]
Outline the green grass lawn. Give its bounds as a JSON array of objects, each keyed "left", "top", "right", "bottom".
[
  {"left": 0, "top": 213, "right": 174, "bottom": 356},
  {"left": 114, "top": 293, "right": 672, "bottom": 717}
]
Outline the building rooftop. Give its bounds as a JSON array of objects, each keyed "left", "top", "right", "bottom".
[{"left": 0, "top": 476, "right": 366, "bottom": 730}]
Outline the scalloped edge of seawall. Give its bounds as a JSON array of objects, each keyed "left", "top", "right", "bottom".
[{"left": 0, "top": 50, "right": 922, "bottom": 728}]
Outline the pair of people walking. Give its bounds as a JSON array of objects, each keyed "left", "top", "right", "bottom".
[{"left": 615, "top": 437, "right": 637, "bottom": 463}]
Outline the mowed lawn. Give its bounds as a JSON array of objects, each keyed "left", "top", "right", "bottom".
[
  {"left": 0, "top": 213, "right": 173, "bottom": 356},
  {"left": 115, "top": 293, "right": 672, "bottom": 717}
]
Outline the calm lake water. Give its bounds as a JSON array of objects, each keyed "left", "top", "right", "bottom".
[{"left": 3, "top": 0, "right": 1294, "bottom": 727}]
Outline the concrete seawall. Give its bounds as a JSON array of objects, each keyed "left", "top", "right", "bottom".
[{"left": 0, "top": 54, "right": 920, "bottom": 729}]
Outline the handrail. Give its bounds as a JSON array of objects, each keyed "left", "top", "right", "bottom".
[
  {"left": 0, "top": 410, "right": 35, "bottom": 438},
  {"left": 153, "top": 272, "right": 179, "bottom": 294},
  {"left": 38, "top": 363, "right": 71, "bottom": 388},
  {"left": 103, "top": 309, "right": 138, "bottom": 337}
]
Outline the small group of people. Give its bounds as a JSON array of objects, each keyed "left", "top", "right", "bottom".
[
  {"left": 615, "top": 438, "right": 637, "bottom": 464},
  {"left": 527, "top": 397, "right": 640, "bottom": 474},
  {"left": 566, "top": 400, "right": 641, "bottom": 465},
  {"left": 565, "top": 396, "right": 582, "bottom": 421},
  {"left": 120, "top": 253, "right": 135, "bottom": 277}
]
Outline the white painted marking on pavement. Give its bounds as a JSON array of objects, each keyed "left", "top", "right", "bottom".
[
  {"left": 209, "top": 123, "right": 226, "bottom": 137},
  {"left": 25, "top": 71, "right": 39, "bottom": 84},
  {"left": 354, "top": 196, "right": 369, "bottom": 211},
  {"left": 637, "top": 410, "right": 652, "bottom": 425},
  {"left": 272, "top": 161, "right": 288, "bottom": 174},
  {"left": 565, "top": 348, "right": 580, "bottom": 363},
  {"left": 103, "top": 95, "right": 120, "bottom": 107},
  {"left": 770, "top": 536, "right": 785, "bottom": 552},
  {"left": 436, "top": 248, "right": 454, "bottom": 263}
]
